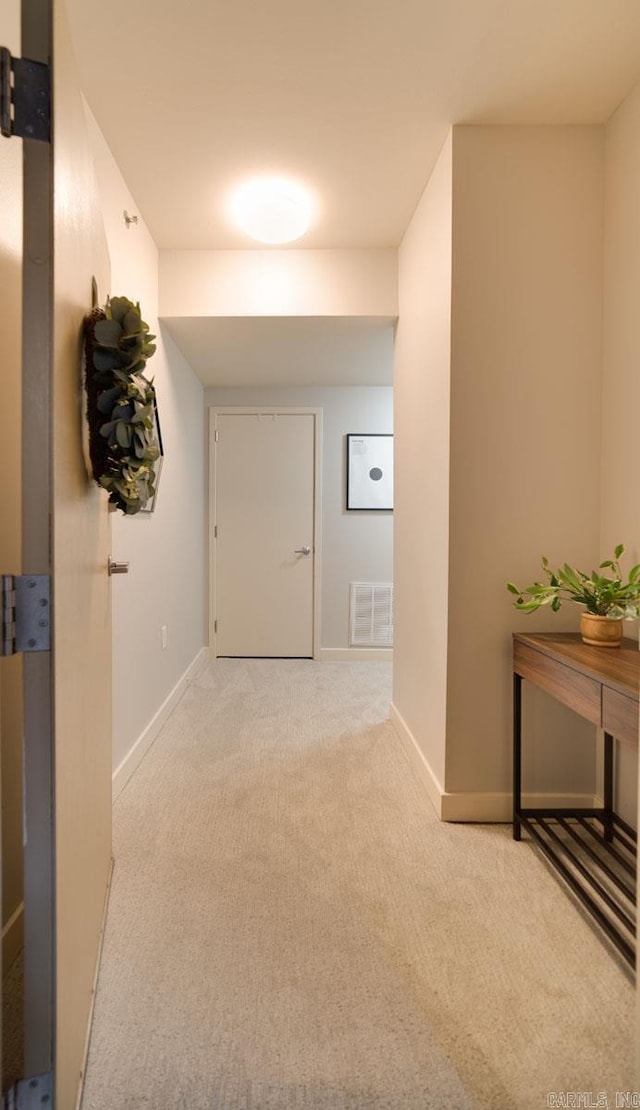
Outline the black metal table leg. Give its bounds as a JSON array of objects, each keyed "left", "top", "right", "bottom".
[
  {"left": 513, "top": 673, "right": 522, "bottom": 841},
  {"left": 604, "top": 731, "right": 614, "bottom": 843}
]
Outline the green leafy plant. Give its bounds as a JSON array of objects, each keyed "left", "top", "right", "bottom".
[
  {"left": 84, "top": 295, "right": 161, "bottom": 515},
  {"left": 507, "top": 545, "right": 640, "bottom": 619}
]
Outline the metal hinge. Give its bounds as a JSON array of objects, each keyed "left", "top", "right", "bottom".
[
  {"left": 1, "top": 47, "right": 51, "bottom": 143},
  {"left": 214, "top": 525, "right": 218, "bottom": 539},
  {"left": 214, "top": 620, "right": 218, "bottom": 634},
  {"left": 3, "top": 1072, "right": 53, "bottom": 1109},
  {"left": 214, "top": 430, "right": 219, "bottom": 443},
  {"left": 1, "top": 575, "right": 51, "bottom": 656}
]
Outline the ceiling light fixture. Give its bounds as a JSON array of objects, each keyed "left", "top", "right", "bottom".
[{"left": 229, "top": 176, "right": 314, "bottom": 245}]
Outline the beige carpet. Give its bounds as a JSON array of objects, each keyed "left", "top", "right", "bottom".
[{"left": 81, "top": 660, "right": 635, "bottom": 1110}]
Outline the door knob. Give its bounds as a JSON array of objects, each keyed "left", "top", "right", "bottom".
[
  {"left": 108, "top": 556, "right": 130, "bottom": 576},
  {"left": 294, "top": 546, "right": 311, "bottom": 556}
]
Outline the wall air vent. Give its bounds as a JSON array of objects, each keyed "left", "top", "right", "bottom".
[{"left": 349, "top": 582, "right": 393, "bottom": 648}]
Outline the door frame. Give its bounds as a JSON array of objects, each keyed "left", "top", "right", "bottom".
[
  {"left": 21, "top": 0, "right": 55, "bottom": 1083},
  {"left": 208, "top": 407, "right": 323, "bottom": 660}
]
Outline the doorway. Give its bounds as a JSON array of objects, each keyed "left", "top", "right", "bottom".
[
  {"left": 0, "top": 0, "right": 25, "bottom": 1091},
  {"left": 209, "top": 408, "right": 322, "bottom": 658}
]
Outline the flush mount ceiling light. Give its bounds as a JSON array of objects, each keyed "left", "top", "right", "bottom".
[{"left": 229, "top": 176, "right": 315, "bottom": 245}]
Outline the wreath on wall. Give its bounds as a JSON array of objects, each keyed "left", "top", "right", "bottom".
[{"left": 84, "top": 295, "right": 161, "bottom": 515}]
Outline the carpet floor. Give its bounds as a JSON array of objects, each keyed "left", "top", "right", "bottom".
[{"left": 81, "top": 660, "right": 635, "bottom": 1110}]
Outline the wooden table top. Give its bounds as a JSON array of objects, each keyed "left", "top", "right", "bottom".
[{"left": 513, "top": 632, "right": 640, "bottom": 701}]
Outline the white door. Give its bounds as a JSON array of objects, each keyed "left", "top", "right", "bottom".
[
  {"left": 1, "top": 1, "right": 113, "bottom": 1104},
  {"left": 213, "top": 410, "right": 320, "bottom": 657},
  {"left": 52, "top": 6, "right": 113, "bottom": 1107}
]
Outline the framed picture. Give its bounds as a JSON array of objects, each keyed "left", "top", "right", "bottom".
[
  {"left": 346, "top": 434, "right": 393, "bottom": 511},
  {"left": 140, "top": 397, "right": 164, "bottom": 513}
]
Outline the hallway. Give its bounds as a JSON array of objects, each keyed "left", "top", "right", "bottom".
[{"left": 81, "top": 661, "right": 634, "bottom": 1110}]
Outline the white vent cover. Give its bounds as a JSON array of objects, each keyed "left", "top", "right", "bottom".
[{"left": 349, "top": 582, "right": 393, "bottom": 647}]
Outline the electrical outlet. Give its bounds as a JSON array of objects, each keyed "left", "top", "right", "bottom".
[{"left": 161, "top": 625, "right": 168, "bottom": 650}]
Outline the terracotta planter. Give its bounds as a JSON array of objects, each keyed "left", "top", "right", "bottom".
[{"left": 580, "top": 611, "right": 623, "bottom": 648}]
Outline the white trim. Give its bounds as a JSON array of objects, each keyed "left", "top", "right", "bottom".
[
  {"left": 320, "top": 648, "right": 393, "bottom": 662},
  {"left": 2, "top": 900, "right": 24, "bottom": 969},
  {"left": 209, "top": 407, "right": 218, "bottom": 656},
  {"left": 440, "top": 790, "right": 602, "bottom": 823},
  {"left": 390, "top": 702, "right": 443, "bottom": 818},
  {"left": 74, "top": 858, "right": 114, "bottom": 1110},
  {"left": 312, "top": 411, "right": 323, "bottom": 661},
  {"left": 112, "top": 647, "right": 208, "bottom": 801},
  {"left": 208, "top": 407, "right": 323, "bottom": 660},
  {"left": 390, "top": 701, "right": 601, "bottom": 823}
]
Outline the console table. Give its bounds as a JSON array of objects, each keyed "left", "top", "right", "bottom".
[{"left": 513, "top": 632, "right": 639, "bottom": 968}]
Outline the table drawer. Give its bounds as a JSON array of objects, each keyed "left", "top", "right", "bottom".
[
  {"left": 513, "top": 640, "right": 601, "bottom": 725},
  {"left": 602, "top": 686, "right": 639, "bottom": 748}
]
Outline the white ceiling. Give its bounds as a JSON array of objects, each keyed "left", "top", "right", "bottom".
[
  {"left": 69, "top": 0, "right": 640, "bottom": 250},
  {"left": 67, "top": 1, "right": 640, "bottom": 386},
  {"left": 161, "top": 317, "right": 396, "bottom": 387}
]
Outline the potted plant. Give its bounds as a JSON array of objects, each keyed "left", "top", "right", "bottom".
[{"left": 507, "top": 544, "right": 640, "bottom": 647}]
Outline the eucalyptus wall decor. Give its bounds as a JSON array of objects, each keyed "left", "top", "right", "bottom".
[{"left": 84, "top": 295, "right": 162, "bottom": 515}]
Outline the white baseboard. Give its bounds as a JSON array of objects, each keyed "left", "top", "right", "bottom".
[
  {"left": 2, "top": 900, "right": 24, "bottom": 969},
  {"left": 389, "top": 701, "right": 600, "bottom": 823},
  {"left": 319, "top": 648, "right": 393, "bottom": 662},
  {"left": 389, "top": 702, "right": 444, "bottom": 818},
  {"left": 112, "top": 646, "right": 208, "bottom": 801},
  {"left": 440, "top": 790, "right": 601, "bottom": 823}
]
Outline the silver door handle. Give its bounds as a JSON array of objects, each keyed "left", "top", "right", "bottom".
[
  {"left": 294, "top": 546, "right": 311, "bottom": 556},
  {"left": 108, "top": 557, "right": 129, "bottom": 576}
]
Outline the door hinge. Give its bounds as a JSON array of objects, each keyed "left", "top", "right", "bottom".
[
  {"left": 214, "top": 525, "right": 218, "bottom": 539},
  {"left": 214, "top": 620, "right": 218, "bottom": 634},
  {"left": 1, "top": 47, "right": 51, "bottom": 143},
  {"left": 3, "top": 1072, "right": 53, "bottom": 1109},
  {"left": 1, "top": 575, "right": 51, "bottom": 656}
]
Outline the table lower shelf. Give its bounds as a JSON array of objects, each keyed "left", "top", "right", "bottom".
[{"left": 515, "top": 808, "right": 637, "bottom": 969}]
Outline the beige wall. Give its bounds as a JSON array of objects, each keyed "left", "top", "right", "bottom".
[
  {"left": 602, "top": 84, "right": 640, "bottom": 826},
  {"left": 85, "top": 112, "right": 206, "bottom": 784},
  {"left": 160, "top": 248, "right": 398, "bottom": 318},
  {"left": 393, "top": 132, "right": 453, "bottom": 792},
  {"left": 393, "top": 127, "right": 607, "bottom": 818},
  {"left": 0, "top": 0, "right": 24, "bottom": 971},
  {"left": 446, "top": 126, "right": 605, "bottom": 800}
]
